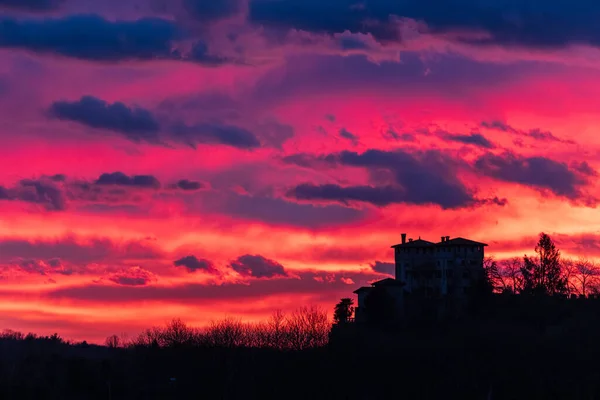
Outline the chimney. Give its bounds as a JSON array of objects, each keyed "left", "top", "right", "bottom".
[
  {"left": 441, "top": 236, "right": 445, "bottom": 243},
  {"left": 408, "top": 238, "right": 413, "bottom": 242},
  {"left": 445, "top": 236, "right": 450, "bottom": 242},
  {"left": 401, "top": 233, "right": 407, "bottom": 244}
]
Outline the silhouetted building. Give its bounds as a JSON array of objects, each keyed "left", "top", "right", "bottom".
[{"left": 354, "top": 234, "right": 487, "bottom": 323}]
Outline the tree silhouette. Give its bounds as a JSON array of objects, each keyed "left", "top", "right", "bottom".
[
  {"left": 483, "top": 257, "right": 502, "bottom": 293},
  {"left": 466, "top": 257, "right": 497, "bottom": 315},
  {"left": 564, "top": 257, "right": 600, "bottom": 296},
  {"left": 105, "top": 334, "right": 120, "bottom": 348},
  {"left": 333, "top": 298, "right": 355, "bottom": 324},
  {"left": 498, "top": 257, "right": 525, "bottom": 294},
  {"left": 522, "top": 233, "right": 567, "bottom": 296}
]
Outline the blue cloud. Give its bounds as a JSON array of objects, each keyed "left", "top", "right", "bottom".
[
  {"left": 172, "top": 122, "right": 261, "bottom": 150},
  {"left": 174, "top": 255, "right": 217, "bottom": 273},
  {"left": 285, "top": 149, "right": 506, "bottom": 209},
  {"left": 229, "top": 254, "right": 287, "bottom": 278},
  {"left": 0, "top": 0, "right": 62, "bottom": 11},
  {"left": 183, "top": 0, "right": 242, "bottom": 22},
  {"left": 0, "top": 14, "right": 180, "bottom": 61},
  {"left": 95, "top": 172, "right": 161, "bottom": 189},
  {"left": 474, "top": 152, "right": 592, "bottom": 200},
  {"left": 50, "top": 96, "right": 161, "bottom": 142},
  {"left": 249, "top": 0, "right": 600, "bottom": 48},
  {"left": 441, "top": 132, "right": 495, "bottom": 148}
]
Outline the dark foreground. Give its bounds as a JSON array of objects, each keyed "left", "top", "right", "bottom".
[{"left": 1, "top": 317, "right": 600, "bottom": 399}]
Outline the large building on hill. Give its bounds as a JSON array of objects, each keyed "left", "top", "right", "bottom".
[{"left": 354, "top": 234, "right": 488, "bottom": 323}]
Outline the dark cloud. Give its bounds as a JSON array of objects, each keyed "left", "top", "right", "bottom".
[
  {"left": 442, "top": 132, "right": 495, "bottom": 148},
  {"left": 553, "top": 232, "right": 600, "bottom": 257},
  {"left": 338, "top": 35, "right": 371, "bottom": 50},
  {"left": 371, "top": 261, "right": 395, "bottom": 275},
  {"left": 526, "top": 128, "right": 571, "bottom": 143},
  {"left": 174, "top": 255, "right": 218, "bottom": 274},
  {"left": 286, "top": 149, "right": 498, "bottom": 209},
  {"left": 50, "top": 96, "right": 262, "bottom": 149},
  {"left": 172, "top": 122, "right": 261, "bottom": 149},
  {"left": 339, "top": 128, "right": 359, "bottom": 145},
  {"left": 481, "top": 120, "right": 517, "bottom": 133},
  {"left": 0, "top": 236, "right": 163, "bottom": 266},
  {"left": 49, "top": 96, "right": 161, "bottom": 142},
  {"left": 43, "top": 270, "right": 385, "bottom": 304},
  {"left": 183, "top": 0, "right": 242, "bottom": 22},
  {"left": 284, "top": 244, "right": 384, "bottom": 264},
  {"left": 173, "top": 179, "right": 205, "bottom": 191},
  {"left": 249, "top": 0, "right": 600, "bottom": 48},
  {"left": 250, "top": 53, "right": 524, "bottom": 111},
  {"left": 572, "top": 161, "right": 598, "bottom": 177},
  {"left": 13, "top": 258, "right": 72, "bottom": 276},
  {"left": 48, "top": 174, "right": 66, "bottom": 182},
  {"left": 325, "top": 114, "right": 336, "bottom": 122},
  {"left": 188, "top": 41, "right": 237, "bottom": 66},
  {"left": 0, "top": 178, "right": 66, "bottom": 211},
  {"left": 256, "top": 120, "right": 295, "bottom": 149},
  {"left": 481, "top": 120, "right": 571, "bottom": 144},
  {"left": 95, "top": 172, "right": 161, "bottom": 189},
  {"left": 281, "top": 153, "right": 337, "bottom": 169},
  {"left": 383, "top": 129, "right": 416, "bottom": 142},
  {"left": 106, "top": 267, "right": 156, "bottom": 286},
  {"left": 474, "top": 152, "right": 590, "bottom": 199},
  {"left": 200, "top": 190, "right": 368, "bottom": 228},
  {"left": 289, "top": 183, "right": 412, "bottom": 207},
  {"left": 249, "top": 0, "right": 400, "bottom": 41},
  {"left": 0, "top": 0, "right": 63, "bottom": 11},
  {"left": 0, "top": 14, "right": 180, "bottom": 61},
  {"left": 229, "top": 254, "right": 287, "bottom": 278}
]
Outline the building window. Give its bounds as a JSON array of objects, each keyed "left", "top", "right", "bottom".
[{"left": 447, "top": 270, "right": 454, "bottom": 278}]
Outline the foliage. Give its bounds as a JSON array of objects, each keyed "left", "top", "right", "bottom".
[
  {"left": 522, "top": 233, "right": 567, "bottom": 296},
  {"left": 333, "top": 298, "right": 354, "bottom": 324}
]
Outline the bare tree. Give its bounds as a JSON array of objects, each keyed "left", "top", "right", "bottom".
[
  {"left": 205, "top": 318, "right": 247, "bottom": 348},
  {"left": 561, "top": 258, "right": 579, "bottom": 296},
  {"left": 286, "top": 306, "right": 329, "bottom": 350},
  {"left": 497, "top": 257, "right": 524, "bottom": 294},
  {"left": 267, "top": 310, "right": 287, "bottom": 349},
  {"left": 573, "top": 258, "right": 600, "bottom": 297},
  {"left": 162, "top": 318, "right": 197, "bottom": 347},
  {"left": 130, "top": 326, "right": 163, "bottom": 348},
  {"left": 105, "top": 334, "right": 120, "bottom": 348}
]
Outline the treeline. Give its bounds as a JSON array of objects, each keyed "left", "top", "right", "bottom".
[
  {"left": 486, "top": 232, "right": 600, "bottom": 297},
  {"left": 0, "top": 306, "right": 331, "bottom": 351},
  {"left": 108, "top": 305, "right": 330, "bottom": 350}
]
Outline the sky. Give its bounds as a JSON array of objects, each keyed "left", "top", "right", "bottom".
[{"left": 1, "top": 0, "right": 600, "bottom": 343}]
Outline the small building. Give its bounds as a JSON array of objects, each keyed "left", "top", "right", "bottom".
[
  {"left": 354, "top": 234, "right": 487, "bottom": 323},
  {"left": 354, "top": 278, "right": 405, "bottom": 323}
]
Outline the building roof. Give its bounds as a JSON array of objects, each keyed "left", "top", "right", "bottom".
[
  {"left": 371, "top": 278, "right": 405, "bottom": 287},
  {"left": 353, "top": 278, "right": 405, "bottom": 294},
  {"left": 436, "top": 237, "right": 488, "bottom": 246},
  {"left": 392, "top": 236, "right": 487, "bottom": 248},
  {"left": 391, "top": 239, "right": 436, "bottom": 248}
]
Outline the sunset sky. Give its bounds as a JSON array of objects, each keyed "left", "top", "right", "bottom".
[{"left": 0, "top": 0, "right": 599, "bottom": 343}]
